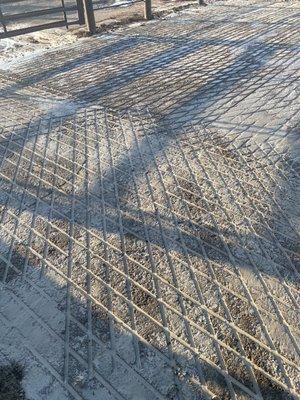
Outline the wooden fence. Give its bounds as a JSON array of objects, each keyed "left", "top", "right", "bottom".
[{"left": 0, "top": 0, "right": 156, "bottom": 39}]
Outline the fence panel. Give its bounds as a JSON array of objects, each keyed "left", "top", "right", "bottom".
[{"left": 0, "top": 0, "right": 83, "bottom": 39}]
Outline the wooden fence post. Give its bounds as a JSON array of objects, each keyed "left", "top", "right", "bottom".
[
  {"left": 76, "top": 0, "right": 85, "bottom": 25},
  {"left": 0, "top": 6, "right": 8, "bottom": 33},
  {"left": 144, "top": 0, "right": 152, "bottom": 20},
  {"left": 83, "top": 0, "right": 96, "bottom": 34}
]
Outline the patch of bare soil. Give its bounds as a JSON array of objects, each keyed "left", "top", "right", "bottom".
[{"left": 0, "top": 362, "right": 25, "bottom": 400}]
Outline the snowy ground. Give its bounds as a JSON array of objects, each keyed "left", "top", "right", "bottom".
[{"left": 0, "top": 1, "right": 300, "bottom": 399}]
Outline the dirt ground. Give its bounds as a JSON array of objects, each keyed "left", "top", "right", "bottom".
[
  {"left": 0, "top": 0, "right": 197, "bottom": 67},
  {"left": 0, "top": 0, "right": 299, "bottom": 399},
  {"left": 0, "top": 362, "right": 25, "bottom": 400}
]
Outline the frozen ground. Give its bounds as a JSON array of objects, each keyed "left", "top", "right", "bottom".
[
  {"left": 0, "top": 0, "right": 300, "bottom": 399},
  {"left": 0, "top": 0, "right": 197, "bottom": 67}
]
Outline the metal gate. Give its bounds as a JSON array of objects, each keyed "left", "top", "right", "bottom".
[{"left": 0, "top": 0, "right": 94, "bottom": 39}]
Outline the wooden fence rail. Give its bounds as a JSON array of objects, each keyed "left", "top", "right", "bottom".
[{"left": 0, "top": 0, "right": 81, "bottom": 38}]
